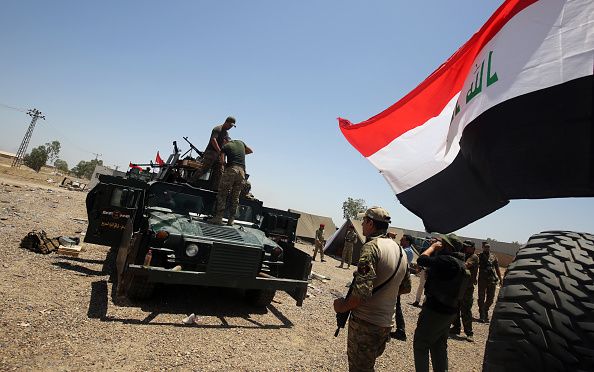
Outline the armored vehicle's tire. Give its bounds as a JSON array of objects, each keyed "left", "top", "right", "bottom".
[
  {"left": 126, "top": 275, "right": 155, "bottom": 300},
  {"left": 482, "top": 231, "right": 594, "bottom": 372},
  {"left": 245, "top": 289, "right": 276, "bottom": 307}
]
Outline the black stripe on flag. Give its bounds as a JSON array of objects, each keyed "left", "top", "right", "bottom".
[{"left": 398, "top": 75, "right": 594, "bottom": 233}]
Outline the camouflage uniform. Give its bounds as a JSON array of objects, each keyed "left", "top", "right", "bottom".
[
  {"left": 477, "top": 252, "right": 500, "bottom": 321},
  {"left": 340, "top": 228, "right": 357, "bottom": 268},
  {"left": 239, "top": 178, "right": 255, "bottom": 200},
  {"left": 312, "top": 227, "right": 325, "bottom": 261},
  {"left": 348, "top": 316, "right": 391, "bottom": 372},
  {"left": 213, "top": 165, "right": 245, "bottom": 225},
  {"left": 211, "top": 140, "right": 247, "bottom": 225},
  {"left": 348, "top": 231, "right": 405, "bottom": 372},
  {"left": 452, "top": 252, "right": 479, "bottom": 336},
  {"left": 190, "top": 124, "right": 229, "bottom": 189}
]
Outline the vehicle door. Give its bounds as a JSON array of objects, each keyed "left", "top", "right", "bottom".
[{"left": 84, "top": 175, "right": 147, "bottom": 247}]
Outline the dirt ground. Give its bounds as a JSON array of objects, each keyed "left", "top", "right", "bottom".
[{"left": 0, "top": 170, "right": 493, "bottom": 371}]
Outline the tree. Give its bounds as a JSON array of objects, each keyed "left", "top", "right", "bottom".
[
  {"left": 71, "top": 159, "right": 103, "bottom": 179},
  {"left": 342, "top": 197, "right": 367, "bottom": 220},
  {"left": 54, "top": 159, "right": 69, "bottom": 173},
  {"left": 44, "top": 141, "right": 61, "bottom": 163},
  {"left": 23, "top": 146, "right": 49, "bottom": 172}
]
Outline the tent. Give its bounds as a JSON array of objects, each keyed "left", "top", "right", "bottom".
[
  {"left": 324, "top": 219, "right": 406, "bottom": 265},
  {"left": 289, "top": 209, "right": 337, "bottom": 244}
]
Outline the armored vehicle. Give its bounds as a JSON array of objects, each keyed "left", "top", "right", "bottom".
[{"left": 84, "top": 172, "right": 312, "bottom": 307}]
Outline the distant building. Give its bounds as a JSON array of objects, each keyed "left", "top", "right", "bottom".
[
  {"left": 0, "top": 150, "right": 17, "bottom": 160},
  {"left": 325, "top": 222, "right": 519, "bottom": 267},
  {"left": 399, "top": 227, "right": 519, "bottom": 267}
]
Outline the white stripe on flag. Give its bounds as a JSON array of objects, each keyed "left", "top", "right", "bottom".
[
  {"left": 447, "top": 0, "right": 594, "bottom": 147},
  {"left": 368, "top": 94, "right": 460, "bottom": 194},
  {"left": 370, "top": 0, "right": 594, "bottom": 195}
]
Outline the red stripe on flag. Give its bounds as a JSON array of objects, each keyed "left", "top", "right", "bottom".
[
  {"left": 156, "top": 151, "right": 165, "bottom": 166},
  {"left": 129, "top": 162, "right": 143, "bottom": 170},
  {"left": 339, "top": 0, "right": 536, "bottom": 158}
]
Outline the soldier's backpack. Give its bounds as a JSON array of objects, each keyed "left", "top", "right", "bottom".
[
  {"left": 20, "top": 230, "right": 60, "bottom": 254},
  {"left": 425, "top": 254, "right": 471, "bottom": 308}
]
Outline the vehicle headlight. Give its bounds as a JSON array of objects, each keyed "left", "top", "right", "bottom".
[{"left": 185, "top": 243, "right": 199, "bottom": 257}]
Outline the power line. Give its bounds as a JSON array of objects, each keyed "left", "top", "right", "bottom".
[
  {"left": 41, "top": 120, "right": 96, "bottom": 156},
  {"left": 0, "top": 102, "right": 28, "bottom": 113}
]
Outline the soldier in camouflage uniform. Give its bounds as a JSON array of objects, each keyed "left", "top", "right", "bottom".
[
  {"left": 477, "top": 242, "right": 502, "bottom": 322},
  {"left": 333, "top": 207, "right": 407, "bottom": 372},
  {"left": 190, "top": 116, "right": 236, "bottom": 190},
  {"left": 339, "top": 225, "right": 357, "bottom": 268},
  {"left": 209, "top": 137, "right": 253, "bottom": 226},
  {"left": 239, "top": 174, "right": 255, "bottom": 200},
  {"left": 450, "top": 240, "right": 479, "bottom": 342},
  {"left": 312, "top": 224, "right": 326, "bottom": 262}
]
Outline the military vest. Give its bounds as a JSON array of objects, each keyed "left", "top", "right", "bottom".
[{"left": 352, "top": 237, "right": 407, "bottom": 328}]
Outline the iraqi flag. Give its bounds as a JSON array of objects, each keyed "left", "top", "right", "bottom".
[{"left": 339, "top": 0, "right": 594, "bottom": 233}]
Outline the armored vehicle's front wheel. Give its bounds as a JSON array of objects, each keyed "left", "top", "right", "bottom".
[
  {"left": 245, "top": 289, "right": 276, "bottom": 307},
  {"left": 482, "top": 231, "right": 594, "bottom": 372},
  {"left": 126, "top": 275, "right": 155, "bottom": 300}
]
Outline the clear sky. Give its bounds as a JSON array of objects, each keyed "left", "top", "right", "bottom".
[{"left": 1, "top": 0, "right": 592, "bottom": 243}]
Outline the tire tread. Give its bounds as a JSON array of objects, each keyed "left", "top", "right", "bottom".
[{"left": 483, "top": 231, "right": 594, "bottom": 372}]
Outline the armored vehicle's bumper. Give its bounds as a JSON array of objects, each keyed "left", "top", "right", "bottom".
[{"left": 127, "top": 264, "right": 309, "bottom": 305}]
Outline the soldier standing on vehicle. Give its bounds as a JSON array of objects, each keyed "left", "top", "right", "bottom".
[
  {"left": 450, "top": 240, "right": 479, "bottom": 341},
  {"left": 190, "top": 116, "right": 236, "bottom": 189},
  {"left": 333, "top": 207, "right": 407, "bottom": 372},
  {"left": 312, "top": 224, "right": 326, "bottom": 262},
  {"left": 209, "top": 137, "right": 253, "bottom": 226},
  {"left": 339, "top": 225, "right": 357, "bottom": 269},
  {"left": 413, "top": 234, "right": 469, "bottom": 372},
  {"left": 477, "top": 242, "right": 502, "bottom": 323}
]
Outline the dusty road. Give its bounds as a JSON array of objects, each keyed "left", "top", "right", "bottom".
[{"left": 0, "top": 174, "right": 490, "bottom": 371}]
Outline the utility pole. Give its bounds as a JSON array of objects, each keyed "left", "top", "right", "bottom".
[
  {"left": 12, "top": 109, "right": 45, "bottom": 168},
  {"left": 92, "top": 152, "right": 102, "bottom": 161}
]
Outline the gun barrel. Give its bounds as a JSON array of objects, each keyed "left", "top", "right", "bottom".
[
  {"left": 183, "top": 136, "right": 204, "bottom": 157},
  {"left": 130, "top": 163, "right": 167, "bottom": 168},
  {"left": 334, "top": 278, "right": 355, "bottom": 337}
]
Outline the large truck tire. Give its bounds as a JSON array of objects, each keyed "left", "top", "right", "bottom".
[{"left": 483, "top": 231, "right": 594, "bottom": 372}]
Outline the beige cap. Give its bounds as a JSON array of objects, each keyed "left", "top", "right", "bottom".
[{"left": 357, "top": 206, "right": 391, "bottom": 223}]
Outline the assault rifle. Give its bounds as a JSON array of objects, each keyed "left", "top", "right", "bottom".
[{"left": 334, "top": 277, "right": 355, "bottom": 337}]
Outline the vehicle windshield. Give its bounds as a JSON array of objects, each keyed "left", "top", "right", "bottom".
[{"left": 146, "top": 182, "right": 257, "bottom": 222}]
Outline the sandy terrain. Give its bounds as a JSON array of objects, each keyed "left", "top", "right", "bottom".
[{"left": 0, "top": 169, "right": 492, "bottom": 371}]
